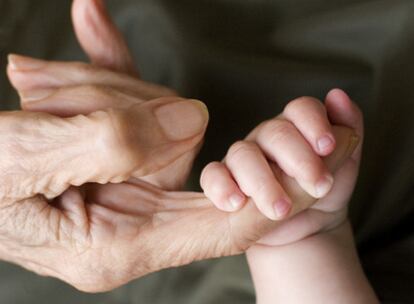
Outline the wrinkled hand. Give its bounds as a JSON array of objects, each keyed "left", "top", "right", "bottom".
[
  {"left": 201, "top": 90, "right": 363, "bottom": 247},
  {"left": 2, "top": 0, "right": 214, "bottom": 292},
  {"left": 9, "top": 0, "right": 194, "bottom": 191},
  {"left": 0, "top": 93, "right": 212, "bottom": 292}
]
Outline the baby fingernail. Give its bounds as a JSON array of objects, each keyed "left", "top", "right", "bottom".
[
  {"left": 273, "top": 199, "right": 291, "bottom": 219},
  {"left": 315, "top": 175, "right": 334, "bottom": 198},
  {"left": 317, "top": 135, "right": 334, "bottom": 153},
  {"left": 229, "top": 193, "right": 245, "bottom": 210}
]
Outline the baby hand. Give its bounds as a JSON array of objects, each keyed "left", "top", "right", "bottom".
[{"left": 201, "top": 89, "right": 363, "bottom": 246}]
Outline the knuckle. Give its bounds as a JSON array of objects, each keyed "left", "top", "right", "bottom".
[
  {"left": 96, "top": 109, "right": 141, "bottom": 172},
  {"left": 105, "top": 109, "right": 133, "bottom": 152},
  {"left": 204, "top": 161, "right": 223, "bottom": 172},
  {"left": 200, "top": 162, "right": 222, "bottom": 186},
  {"left": 227, "top": 141, "right": 259, "bottom": 163},
  {"left": 284, "top": 96, "right": 321, "bottom": 115},
  {"left": 260, "top": 119, "right": 295, "bottom": 145}
]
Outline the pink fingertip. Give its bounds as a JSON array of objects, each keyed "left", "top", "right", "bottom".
[
  {"left": 317, "top": 135, "right": 335, "bottom": 155},
  {"left": 273, "top": 199, "right": 291, "bottom": 220},
  {"left": 326, "top": 88, "right": 352, "bottom": 105},
  {"left": 229, "top": 193, "right": 246, "bottom": 211},
  {"left": 315, "top": 174, "right": 334, "bottom": 198}
]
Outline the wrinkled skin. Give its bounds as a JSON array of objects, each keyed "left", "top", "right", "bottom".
[{"left": 0, "top": 0, "right": 359, "bottom": 293}]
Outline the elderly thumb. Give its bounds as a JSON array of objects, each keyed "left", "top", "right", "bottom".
[
  {"left": 120, "top": 97, "right": 210, "bottom": 178},
  {"left": 77, "top": 97, "right": 209, "bottom": 190},
  {"left": 1, "top": 97, "right": 208, "bottom": 201}
]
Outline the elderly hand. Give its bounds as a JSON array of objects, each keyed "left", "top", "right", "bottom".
[{"left": 9, "top": 0, "right": 193, "bottom": 191}]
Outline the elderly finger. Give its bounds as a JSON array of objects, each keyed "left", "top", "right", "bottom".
[
  {"left": 7, "top": 55, "right": 175, "bottom": 101},
  {"left": 72, "top": 0, "right": 138, "bottom": 76},
  {"left": 17, "top": 85, "right": 138, "bottom": 117},
  {"left": 0, "top": 97, "right": 208, "bottom": 200}
]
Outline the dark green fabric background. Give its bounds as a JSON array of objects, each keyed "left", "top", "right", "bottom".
[{"left": 0, "top": 0, "right": 413, "bottom": 303}]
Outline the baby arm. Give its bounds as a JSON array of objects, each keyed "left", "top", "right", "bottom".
[{"left": 201, "top": 89, "right": 379, "bottom": 303}]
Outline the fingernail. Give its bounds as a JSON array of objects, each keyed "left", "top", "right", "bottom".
[
  {"left": 317, "top": 135, "right": 334, "bottom": 154},
  {"left": 155, "top": 99, "right": 209, "bottom": 141},
  {"left": 273, "top": 199, "right": 291, "bottom": 220},
  {"left": 328, "top": 88, "right": 351, "bottom": 103},
  {"left": 19, "top": 89, "right": 55, "bottom": 103},
  {"left": 8, "top": 54, "right": 46, "bottom": 71},
  {"left": 315, "top": 175, "right": 334, "bottom": 198},
  {"left": 228, "top": 193, "right": 245, "bottom": 211}
]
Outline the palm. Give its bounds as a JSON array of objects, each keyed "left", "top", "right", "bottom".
[{"left": 5, "top": 179, "right": 269, "bottom": 292}]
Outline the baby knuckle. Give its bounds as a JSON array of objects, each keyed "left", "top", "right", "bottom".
[
  {"left": 200, "top": 162, "right": 221, "bottom": 185},
  {"left": 204, "top": 161, "right": 223, "bottom": 171},
  {"left": 261, "top": 119, "right": 295, "bottom": 144},
  {"left": 227, "top": 141, "right": 258, "bottom": 163},
  {"left": 284, "top": 96, "right": 321, "bottom": 115}
]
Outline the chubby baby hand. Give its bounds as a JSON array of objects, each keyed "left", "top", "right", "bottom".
[{"left": 201, "top": 89, "right": 363, "bottom": 245}]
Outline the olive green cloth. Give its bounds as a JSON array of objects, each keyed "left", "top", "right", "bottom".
[{"left": 0, "top": 0, "right": 413, "bottom": 303}]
